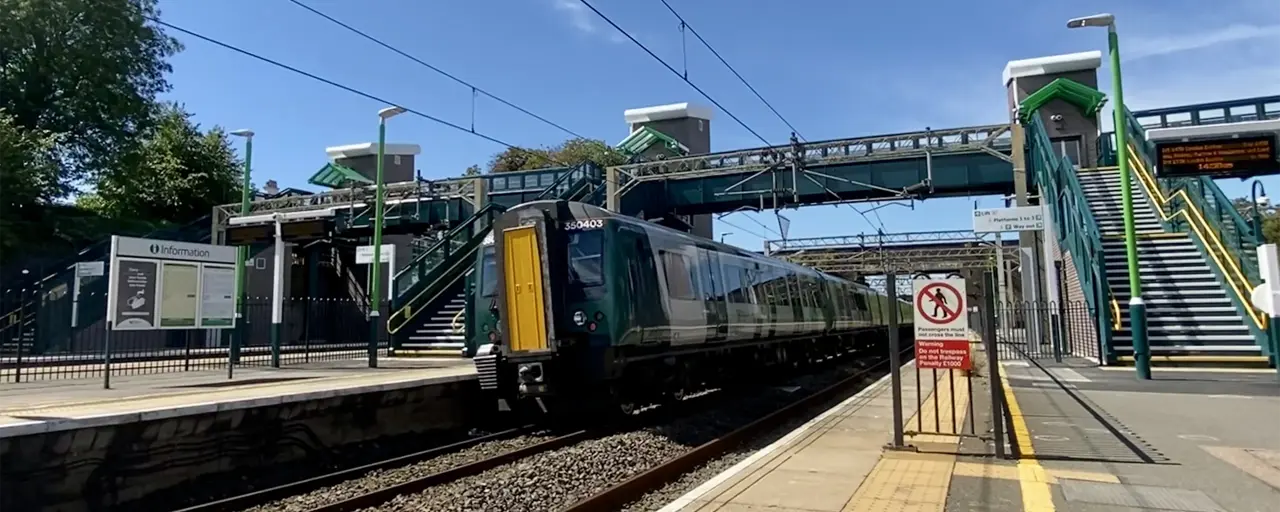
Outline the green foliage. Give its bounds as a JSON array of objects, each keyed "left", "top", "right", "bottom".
[
  {"left": 486, "top": 137, "right": 625, "bottom": 173},
  {"left": 0, "top": 109, "right": 65, "bottom": 262},
  {"left": 1232, "top": 197, "right": 1280, "bottom": 244},
  {"left": 463, "top": 164, "right": 482, "bottom": 176},
  {"left": 0, "top": 0, "right": 181, "bottom": 187},
  {"left": 81, "top": 103, "right": 243, "bottom": 223}
]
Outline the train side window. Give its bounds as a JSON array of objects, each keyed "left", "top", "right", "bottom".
[
  {"left": 660, "top": 250, "right": 695, "bottom": 300},
  {"left": 723, "top": 260, "right": 743, "bottom": 303},
  {"left": 700, "top": 250, "right": 721, "bottom": 301}
]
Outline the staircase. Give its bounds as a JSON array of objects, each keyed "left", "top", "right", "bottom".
[
  {"left": 1079, "top": 169, "right": 1260, "bottom": 356},
  {"left": 400, "top": 291, "right": 467, "bottom": 352}
]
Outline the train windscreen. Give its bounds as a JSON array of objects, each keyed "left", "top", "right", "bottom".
[
  {"left": 567, "top": 230, "right": 604, "bottom": 288},
  {"left": 480, "top": 246, "right": 498, "bottom": 297}
]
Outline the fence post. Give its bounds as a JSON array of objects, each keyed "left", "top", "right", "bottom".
[
  {"left": 886, "top": 271, "right": 905, "bottom": 449},
  {"left": 983, "top": 270, "right": 1006, "bottom": 458}
]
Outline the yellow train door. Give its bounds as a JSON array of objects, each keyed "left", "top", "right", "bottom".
[{"left": 503, "top": 225, "right": 550, "bottom": 352}]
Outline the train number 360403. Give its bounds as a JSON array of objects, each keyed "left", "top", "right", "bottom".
[{"left": 564, "top": 219, "right": 605, "bottom": 231}]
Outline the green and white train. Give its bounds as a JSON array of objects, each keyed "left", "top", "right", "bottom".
[{"left": 470, "top": 200, "right": 911, "bottom": 413}]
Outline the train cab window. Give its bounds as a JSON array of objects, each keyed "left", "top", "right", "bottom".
[
  {"left": 567, "top": 230, "right": 604, "bottom": 287},
  {"left": 661, "top": 250, "right": 696, "bottom": 300},
  {"left": 479, "top": 246, "right": 498, "bottom": 297}
]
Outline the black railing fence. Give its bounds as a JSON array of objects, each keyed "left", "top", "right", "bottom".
[
  {"left": 989, "top": 300, "right": 1101, "bottom": 363},
  {"left": 1, "top": 295, "right": 387, "bottom": 384}
]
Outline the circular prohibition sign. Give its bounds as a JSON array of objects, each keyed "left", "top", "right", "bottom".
[{"left": 915, "top": 282, "right": 963, "bottom": 325}]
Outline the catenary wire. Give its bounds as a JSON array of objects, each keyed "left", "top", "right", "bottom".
[
  {"left": 575, "top": 0, "right": 774, "bottom": 147},
  {"left": 285, "top": 0, "right": 589, "bottom": 141},
  {"left": 656, "top": 0, "right": 806, "bottom": 141},
  {"left": 148, "top": 17, "right": 571, "bottom": 169}
]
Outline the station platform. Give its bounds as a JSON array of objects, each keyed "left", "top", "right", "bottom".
[
  {"left": 1, "top": 358, "right": 481, "bottom": 511},
  {"left": 660, "top": 348, "right": 1280, "bottom": 512},
  {"left": 0, "top": 357, "right": 477, "bottom": 438}
]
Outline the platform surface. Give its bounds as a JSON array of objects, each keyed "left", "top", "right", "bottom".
[
  {"left": 660, "top": 348, "right": 1280, "bottom": 512},
  {"left": 0, "top": 358, "right": 476, "bottom": 438}
]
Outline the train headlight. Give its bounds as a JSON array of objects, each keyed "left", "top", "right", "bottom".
[{"left": 572, "top": 310, "right": 586, "bottom": 326}]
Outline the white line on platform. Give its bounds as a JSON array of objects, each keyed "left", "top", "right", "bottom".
[{"left": 656, "top": 364, "right": 900, "bottom": 512}]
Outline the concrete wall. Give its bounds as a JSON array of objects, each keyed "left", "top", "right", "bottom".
[
  {"left": 0, "top": 379, "right": 482, "bottom": 512},
  {"left": 628, "top": 110, "right": 714, "bottom": 239},
  {"left": 1006, "top": 68, "right": 1101, "bottom": 168},
  {"left": 335, "top": 153, "right": 416, "bottom": 185}
]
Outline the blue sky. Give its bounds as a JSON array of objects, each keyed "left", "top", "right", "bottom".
[{"left": 157, "top": 0, "right": 1280, "bottom": 250}]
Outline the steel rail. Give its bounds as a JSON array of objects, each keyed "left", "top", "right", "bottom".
[
  {"left": 303, "top": 430, "right": 591, "bottom": 512},
  {"left": 173, "top": 426, "right": 528, "bottom": 512}
]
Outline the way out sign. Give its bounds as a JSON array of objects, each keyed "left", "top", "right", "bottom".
[{"left": 912, "top": 278, "right": 971, "bottom": 370}]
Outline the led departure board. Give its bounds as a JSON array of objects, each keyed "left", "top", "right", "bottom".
[{"left": 1155, "top": 135, "right": 1278, "bottom": 179}]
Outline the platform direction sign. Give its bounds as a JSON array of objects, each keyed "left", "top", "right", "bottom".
[{"left": 912, "top": 278, "right": 971, "bottom": 370}]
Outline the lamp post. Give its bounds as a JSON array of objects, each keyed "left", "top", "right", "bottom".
[
  {"left": 368, "top": 106, "right": 406, "bottom": 368},
  {"left": 1068, "top": 13, "right": 1149, "bottom": 379},
  {"left": 1251, "top": 180, "right": 1268, "bottom": 237},
  {"left": 720, "top": 232, "right": 733, "bottom": 243},
  {"left": 229, "top": 129, "right": 254, "bottom": 366}
]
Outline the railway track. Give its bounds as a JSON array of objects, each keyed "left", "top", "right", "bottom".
[{"left": 178, "top": 343, "right": 903, "bottom": 512}]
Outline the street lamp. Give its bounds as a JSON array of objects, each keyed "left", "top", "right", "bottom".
[
  {"left": 720, "top": 232, "right": 733, "bottom": 243},
  {"left": 1068, "top": 13, "right": 1150, "bottom": 379},
  {"left": 368, "top": 106, "right": 406, "bottom": 368},
  {"left": 229, "top": 129, "right": 254, "bottom": 365},
  {"left": 1252, "top": 180, "right": 1269, "bottom": 237}
]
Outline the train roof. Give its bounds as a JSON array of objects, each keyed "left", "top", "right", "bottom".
[{"left": 505, "top": 200, "right": 867, "bottom": 289}]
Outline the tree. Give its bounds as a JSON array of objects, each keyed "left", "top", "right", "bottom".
[
  {"left": 486, "top": 137, "right": 626, "bottom": 173},
  {"left": 0, "top": 0, "right": 181, "bottom": 192},
  {"left": 463, "top": 164, "right": 482, "bottom": 176},
  {"left": 0, "top": 110, "right": 64, "bottom": 261},
  {"left": 79, "top": 103, "right": 242, "bottom": 223}
]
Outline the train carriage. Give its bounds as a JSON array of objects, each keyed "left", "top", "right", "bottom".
[{"left": 470, "top": 200, "right": 911, "bottom": 413}]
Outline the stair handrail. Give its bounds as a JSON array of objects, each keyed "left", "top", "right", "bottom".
[
  {"left": 1024, "top": 116, "right": 1119, "bottom": 336},
  {"left": 1121, "top": 109, "right": 1267, "bottom": 331},
  {"left": 391, "top": 202, "right": 506, "bottom": 303}
]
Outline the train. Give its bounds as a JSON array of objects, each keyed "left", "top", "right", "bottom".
[{"left": 469, "top": 200, "right": 912, "bottom": 414}]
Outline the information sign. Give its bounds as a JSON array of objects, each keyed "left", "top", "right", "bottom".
[
  {"left": 972, "top": 206, "right": 1045, "bottom": 233},
  {"left": 107, "top": 236, "right": 239, "bottom": 331},
  {"left": 912, "top": 278, "right": 971, "bottom": 370},
  {"left": 356, "top": 244, "right": 396, "bottom": 265},
  {"left": 1156, "top": 135, "right": 1277, "bottom": 179}
]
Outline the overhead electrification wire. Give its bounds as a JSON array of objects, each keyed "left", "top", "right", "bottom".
[
  {"left": 148, "top": 18, "right": 570, "bottom": 168},
  {"left": 574, "top": 0, "right": 774, "bottom": 147},
  {"left": 656, "top": 0, "right": 806, "bottom": 141},
  {"left": 285, "top": 0, "right": 588, "bottom": 140}
]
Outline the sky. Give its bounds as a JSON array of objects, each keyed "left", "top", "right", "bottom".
[{"left": 156, "top": 0, "right": 1280, "bottom": 250}]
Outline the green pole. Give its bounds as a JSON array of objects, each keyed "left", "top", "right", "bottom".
[
  {"left": 1109, "top": 25, "right": 1151, "bottom": 379},
  {"left": 233, "top": 132, "right": 253, "bottom": 367},
  {"left": 368, "top": 117, "right": 388, "bottom": 368}
]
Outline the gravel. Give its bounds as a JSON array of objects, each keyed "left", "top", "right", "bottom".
[
  {"left": 362, "top": 356, "right": 884, "bottom": 512},
  {"left": 244, "top": 433, "right": 553, "bottom": 512}
]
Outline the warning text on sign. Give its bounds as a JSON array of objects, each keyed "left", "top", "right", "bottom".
[{"left": 915, "top": 339, "right": 972, "bottom": 370}]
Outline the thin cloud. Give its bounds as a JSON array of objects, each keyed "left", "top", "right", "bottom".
[
  {"left": 552, "top": 0, "right": 597, "bottom": 34},
  {"left": 1125, "top": 23, "right": 1280, "bottom": 61}
]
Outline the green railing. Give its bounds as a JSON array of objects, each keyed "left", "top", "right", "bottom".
[
  {"left": 386, "top": 164, "right": 605, "bottom": 336},
  {"left": 1025, "top": 115, "right": 1116, "bottom": 359},
  {"left": 391, "top": 202, "right": 506, "bottom": 307},
  {"left": 1117, "top": 110, "right": 1269, "bottom": 350}
]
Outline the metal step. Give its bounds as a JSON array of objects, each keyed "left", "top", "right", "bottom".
[
  {"left": 409, "top": 334, "right": 465, "bottom": 341},
  {"left": 1119, "top": 323, "right": 1249, "bottom": 332},
  {"left": 1113, "top": 333, "right": 1259, "bottom": 343},
  {"left": 1137, "top": 297, "right": 1234, "bottom": 306},
  {"left": 402, "top": 342, "right": 465, "bottom": 350},
  {"left": 1111, "top": 344, "right": 1262, "bottom": 353}
]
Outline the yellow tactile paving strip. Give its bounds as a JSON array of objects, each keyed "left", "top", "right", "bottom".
[{"left": 843, "top": 368, "right": 970, "bottom": 512}]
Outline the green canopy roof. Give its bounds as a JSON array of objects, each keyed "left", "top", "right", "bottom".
[
  {"left": 616, "top": 126, "right": 689, "bottom": 158},
  {"left": 1018, "top": 77, "right": 1107, "bottom": 122},
  {"left": 308, "top": 162, "right": 373, "bottom": 189}
]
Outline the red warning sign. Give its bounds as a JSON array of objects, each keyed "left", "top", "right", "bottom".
[
  {"left": 915, "top": 282, "right": 963, "bottom": 325},
  {"left": 915, "top": 339, "right": 972, "bottom": 370}
]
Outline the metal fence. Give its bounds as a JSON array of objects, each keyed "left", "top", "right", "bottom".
[
  {"left": 991, "top": 300, "right": 1101, "bottom": 362},
  {"left": 1, "top": 295, "right": 387, "bottom": 384}
]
